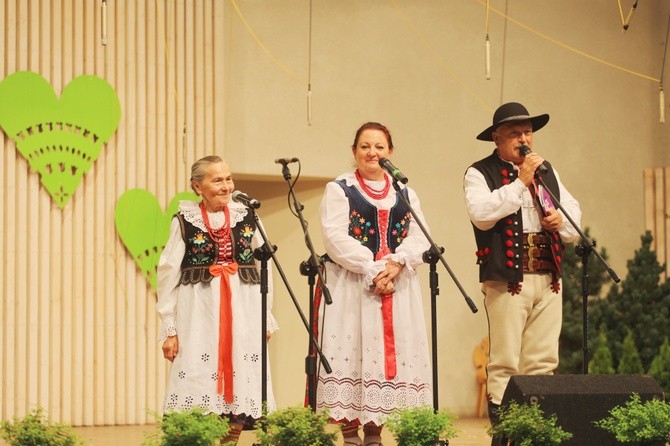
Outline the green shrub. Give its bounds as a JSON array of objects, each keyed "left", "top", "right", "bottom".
[
  {"left": 588, "top": 329, "right": 615, "bottom": 374},
  {"left": 617, "top": 330, "right": 644, "bottom": 374},
  {"left": 142, "top": 407, "right": 229, "bottom": 446},
  {"left": 385, "top": 405, "right": 459, "bottom": 446},
  {"left": 488, "top": 401, "right": 572, "bottom": 446},
  {"left": 0, "top": 407, "right": 84, "bottom": 446},
  {"left": 594, "top": 393, "right": 670, "bottom": 444},
  {"left": 648, "top": 337, "right": 670, "bottom": 399},
  {"left": 590, "top": 232, "right": 670, "bottom": 371},
  {"left": 255, "top": 406, "right": 337, "bottom": 446}
]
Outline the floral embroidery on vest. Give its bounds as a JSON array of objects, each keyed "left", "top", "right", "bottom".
[
  {"left": 177, "top": 208, "right": 260, "bottom": 285},
  {"left": 236, "top": 223, "right": 255, "bottom": 263},
  {"left": 349, "top": 210, "right": 373, "bottom": 244},
  {"left": 187, "top": 231, "right": 217, "bottom": 265},
  {"left": 391, "top": 212, "right": 411, "bottom": 245},
  {"left": 337, "top": 179, "right": 411, "bottom": 255}
]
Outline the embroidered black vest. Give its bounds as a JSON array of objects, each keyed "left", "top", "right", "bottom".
[
  {"left": 176, "top": 210, "right": 260, "bottom": 285},
  {"left": 470, "top": 150, "right": 563, "bottom": 283},
  {"left": 336, "top": 179, "right": 412, "bottom": 258}
]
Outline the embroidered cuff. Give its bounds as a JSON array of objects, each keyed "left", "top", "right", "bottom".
[
  {"left": 158, "top": 315, "right": 177, "bottom": 342},
  {"left": 364, "top": 261, "right": 386, "bottom": 289}
]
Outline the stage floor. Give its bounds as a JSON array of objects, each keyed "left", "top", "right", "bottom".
[{"left": 1, "top": 417, "right": 490, "bottom": 446}]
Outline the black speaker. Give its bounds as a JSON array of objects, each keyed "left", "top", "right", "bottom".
[{"left": 500, "top": 374, "right": 664, "bottom": 446}]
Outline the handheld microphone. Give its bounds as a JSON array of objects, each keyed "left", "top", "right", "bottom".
[
  {"left": 274, "top": 157, "right": 299, "bottom": 165},
  {"left": 378, "top": 158, "right": 409, "bottom": 184},
  {"left": 519, "top": 145, "right": 548, "bottom": 174},
  {"left": 231, "top": 190, "right": 261, "bottom": 209}
]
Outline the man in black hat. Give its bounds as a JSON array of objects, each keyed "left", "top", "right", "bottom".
[{"left": 463, "top": 102, "right": 581, "bottom": 440}]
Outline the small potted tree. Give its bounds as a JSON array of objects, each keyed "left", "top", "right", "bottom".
[
  {"left": 254, "top": 405, "right": 337, "bottom": 446},
  {"left": 142, "top": 407, "right": 230, "bottom": 446},
  {"left": 488, "top": 401, "right": 572, "bottom": 446},
  {"left": 594, "top": 393, "right": 670, "bottom": 446},
  {"left": 384, "top": 405, "right": 459, "bottom": 446},
  {"left": 0, "top": 407, "right": 84, "bottom": 446}
]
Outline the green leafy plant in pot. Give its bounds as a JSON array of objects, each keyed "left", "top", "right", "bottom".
[
  {"left": 488, "top": 401, "right": 572, "bottom": 446},
  {"left": 142, "top": 407, "right": 230, "bottom": 446},
  {"left": 0, "top": 407, "right": 84, "bottom": 446},
  {"left": 384, "top": 405, "right": 460, "bottom": 446},
  {"left": 594, "top": 393, "right": 670, "bottom": 446},
  {"left": 254, "top": 405, "right": 337, "bottom": 446}
]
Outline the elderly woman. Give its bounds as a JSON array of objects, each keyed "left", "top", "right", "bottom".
[
  {"left": 157, "top": 155, "right": 278, "bottom": 445},
  {"left": 316, "top": 122, "right": 433, "bottom": 446}
]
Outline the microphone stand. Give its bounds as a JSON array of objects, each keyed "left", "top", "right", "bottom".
[
  {"left": 391, "top": 179, "right": 478, "bottom": 411},
  {"left": 534, "top": 174, "right": 620, "bottom": 372},
  {"left": 247, "top": 205, "right": 332, "bottom": 419},
  {"left": 300, "top": 257, "right": 320, "bottom": 411},
  {"left": 277, "top": 161, "right": 333, "bottom": 413},
  {"left": 250, "top": 211, "right": 272, "bottom": 417}
]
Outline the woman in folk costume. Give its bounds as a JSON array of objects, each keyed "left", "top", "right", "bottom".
[
  {"left": 157, "top": 155, "right": 278, "bottom": 445},
  {"left": 316, "top": 122, "right": 433, "bottom": 446}
]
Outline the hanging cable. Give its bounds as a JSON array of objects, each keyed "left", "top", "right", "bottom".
[
  {"left": 307, "top": 0, "right": 313, "bottom": 126},
  {"left": 230, "top": 0, "right": 306, "bottom": 84},
  {"left": 485, "top": 0, "right": 491, "bottom": 80},
  {"left": 659, "top": 13, "right": 670, "bottom": 123},
  {"left": 101, "top": 0, "right": 108, "bottom": 46},
  {"left": 499, "top": 0, "right": 509, "bottom": 104},
  {"left": 156, "top": 0, "right": 187, "bottom": 163}
]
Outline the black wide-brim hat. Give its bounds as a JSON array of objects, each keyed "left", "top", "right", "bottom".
[{"left": 476, "top": 102, "right": 550, "bottom": 141}]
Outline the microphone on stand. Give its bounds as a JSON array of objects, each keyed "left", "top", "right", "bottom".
[
  {"left": 232, "top": 190, "right": 261, "bottom": 209},
  {"left": 519, "top": 145, "right": 548, "bottom": 174},
  {"left": 378, "top": 157, "right": 409, "bottom": 184}
]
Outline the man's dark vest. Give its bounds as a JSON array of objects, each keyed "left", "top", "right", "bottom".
[
  {"left": 470, "top": 150, "right": 562, "bottom": 283},
  {"left": 336, "top": 179, "right": 412, "bottom": 258},
  {"left": 176, "top": 210, "right": 260, "bottom": 285}
]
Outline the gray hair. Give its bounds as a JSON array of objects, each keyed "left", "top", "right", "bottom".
[{"left": 190, "top": 155, "right": 223, "bottom": 194}]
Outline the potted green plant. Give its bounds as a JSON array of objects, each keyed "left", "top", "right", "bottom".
[
  {"left": 254, "top": 405, "right": 337, "bottom": 446},
  {"left": 594, "top": 393, "right": 670, "bottom": 445},
  {"left": 142, "top": 407, "right": 230, "bottom": 446},
  {"left": 0, "top": 407, "right": 84, "bottom": 446},
  {"left": 488, "top": 401, "right": 572, "bottom": 446},
  {"left": 385, "top": 405, "right": 460, "bottom": 446}
]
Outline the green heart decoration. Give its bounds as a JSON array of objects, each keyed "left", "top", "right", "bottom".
[
  {"left": 0, "top": 71, "right": 121, "bottom": 208},
  {"left": 115, "top": 189, "right": 198, "bottom": 291}
]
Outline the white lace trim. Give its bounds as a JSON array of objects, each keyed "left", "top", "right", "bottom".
[
  {"left": 364, "top": 262, "right": 387, "bottom": 289},
  {"left": 362, "top": 261, "right": 412, "bottom": 293},
  {"left": 178, "top": 200, "right": 248, "bottom": 232},
  {"left": 159, "top": 315, "right": 177, "bottom": 342}
]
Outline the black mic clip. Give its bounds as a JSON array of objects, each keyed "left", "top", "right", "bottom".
[{"left": 274, "top": 157, "right": 299, "bottom": 166}]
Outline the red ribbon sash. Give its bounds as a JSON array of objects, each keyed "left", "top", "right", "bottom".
[
  {"left": 375, "top": 208, "right": 397, "bottom": 379},
  {"left": 209, "top": 262, "right": 239, "bottom": 403},
  {"left": 380, "top": 292, "right": 396, "bottom": 379}
]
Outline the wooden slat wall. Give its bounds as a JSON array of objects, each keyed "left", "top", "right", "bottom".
[
  {"left": 643, "top": 167, "right": 669, "bottom": 280},
  {"left": 0, "top": 0, "right": 225, "bottom": 425}
]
